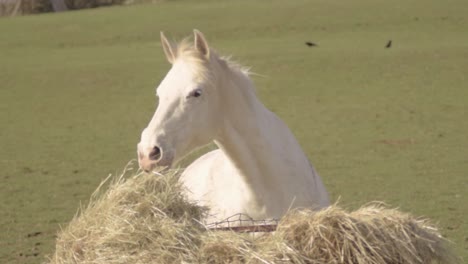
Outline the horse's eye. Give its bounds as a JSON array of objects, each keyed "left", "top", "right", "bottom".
[{"left": 190, "top": 89, "right": 202, "bottom": 98}]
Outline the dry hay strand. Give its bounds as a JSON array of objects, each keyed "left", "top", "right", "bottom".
[{"left": 50, "top": 167, "right": 460, "bottom": 264}]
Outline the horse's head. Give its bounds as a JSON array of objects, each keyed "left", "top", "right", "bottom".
[{"left": 138, "top": 30, "right": 223, "bottom": 172}]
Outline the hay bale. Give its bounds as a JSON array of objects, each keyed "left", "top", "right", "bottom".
[
  {"left": 276, "top": 207, "right": 458, "bottom": 263},
  {"left": 51, "top": 168, "right": 206, "bottom": 263},
  {"left": 50, "top": 167, "right": 459, "bottom": 264}
]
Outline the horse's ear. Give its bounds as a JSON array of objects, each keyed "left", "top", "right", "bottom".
[
  {"left": 193, "top": 29, "right": 210, "bottom": 59},
  {"left": 160, "top": 31, "right": 176, "bottom": 64}
]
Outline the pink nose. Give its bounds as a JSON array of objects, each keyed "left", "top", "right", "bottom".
[
  {"left": 138, "top": 146, "right": 161, "bottom": 172},
  {"left": 138, "top": 156, "right": 156, "bottom": 172}
]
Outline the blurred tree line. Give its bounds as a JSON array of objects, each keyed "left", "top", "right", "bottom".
[{"left": 0, "top": 0, "right": 130, "bottom": 16}]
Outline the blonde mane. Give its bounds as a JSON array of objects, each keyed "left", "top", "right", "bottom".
[
  {"left": 174, "top": 38, "right": 251, "bottom": 82},
  {"left": 175, "top": 38, "right": 207, "bottom": 65}
]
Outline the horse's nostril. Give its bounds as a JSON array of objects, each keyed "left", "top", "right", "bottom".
[{"left": 149, "top": 146, "right": 161, "bottom": 161}]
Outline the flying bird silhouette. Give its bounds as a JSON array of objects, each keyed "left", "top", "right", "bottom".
[
  {"left": 385, "top": 40, "right": 392, "bottom": 48},
  {"left": 305, "top": 41, "right": 317, "bottom": 47}
]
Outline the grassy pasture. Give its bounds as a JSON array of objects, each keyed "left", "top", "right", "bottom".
[{"left": 0, "top": 0, "right": 467, "bottom": 263}]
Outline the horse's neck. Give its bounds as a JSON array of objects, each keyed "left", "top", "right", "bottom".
[{"left": 214, "top": 71, "right": 311, "bottom": 205}]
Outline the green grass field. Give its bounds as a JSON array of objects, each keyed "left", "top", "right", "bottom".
[{"left": 1, "top": 0, "right": 467, "bottom": 263}]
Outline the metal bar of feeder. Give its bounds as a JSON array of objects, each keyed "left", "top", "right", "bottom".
[{"left": 209, "top": 224, "right": 277, "bottom": 233}]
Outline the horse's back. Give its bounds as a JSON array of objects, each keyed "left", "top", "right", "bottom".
[
  {"left": 180, "top": 147, "right": 329, "bottom": 222},
  {"left": 179, "top": 149, "right": 221, "bottom": 202},
  {"left": 180, "top": 149, "right": 260, "bottom": 221},
  {"left": 180, "top": 149, "right": 232, "bottom": 205}
]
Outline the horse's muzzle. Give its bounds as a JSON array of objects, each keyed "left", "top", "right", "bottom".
[
  {"left": 138, "top": 157, "right": 157, "bottom": 173},
  {"left": 137, "top": 147, "right": 173, "bottom": 172}
]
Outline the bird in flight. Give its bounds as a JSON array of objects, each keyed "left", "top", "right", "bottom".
[
  {"left": 385, "top": 40, "right": 392, "bottom": 48},
  {"left": 305, "top": 41, "right": 317, "bottom": 47}
]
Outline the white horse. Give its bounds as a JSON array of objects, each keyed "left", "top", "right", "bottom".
[{"left": 137, "top": 30, "right": 329, "bottom": 223}]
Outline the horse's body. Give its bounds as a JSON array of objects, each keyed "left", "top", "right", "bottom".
[{"left": 138, "top": 30, "right": 329, "bottom": 223}]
